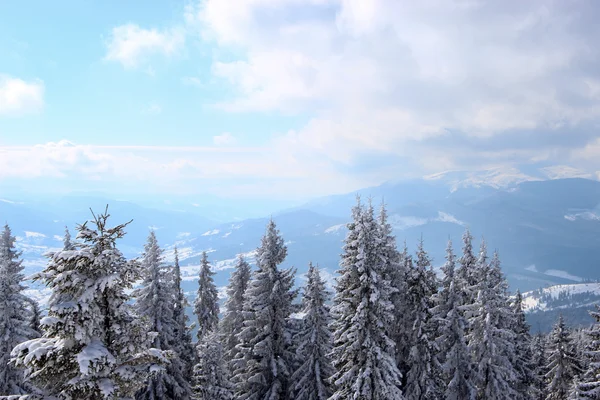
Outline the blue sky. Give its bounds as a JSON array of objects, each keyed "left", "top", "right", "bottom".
[{"left": 1, "top": 0, "right": 600, "bottom": 200}]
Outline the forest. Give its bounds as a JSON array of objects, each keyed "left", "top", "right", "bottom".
[{"left": 0, "top": 200, "right": 598, "bottom": 400}]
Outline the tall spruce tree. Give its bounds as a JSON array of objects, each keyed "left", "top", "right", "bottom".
[
  {"left": 545, "top": 315, "right": 582, "bottom": 400},
  {"left": 511, "top": 290, "right": 536, "bottom": 400},
  {"left": 432, "top": 239, "right": 476, "bottom": 400},
  {"left": 404, "top": 239, "right": 443, "bottom": 400},
  {"left": 456, "top": 228, "right": 477, "bottom": 306},
  {"left": 194, "top": 251, "right": 220, "bottom": 341},
  {"left": 63, "top": 226, "right": 75, "bottom": 251},
  {"left": 466, "top": 251, "right": 518, "bottom": 399},
  {"left": 0, "top": 224, "right": 38, "bottom": 396},
  {"left": 232, "top": 220, "right": 297, "bottom": 400},
  {"left": 171, "top": 247, "right": 195, "bottom": 383},
  {"left": 576, "top": 306, "right": 600, "bottom": 399},
  {"left": 134, "top": 231, "right": 192, "bottom": 400},
  {"left": 220, "top": 254, "right": 251, "bottom": 363},
  {"left": 531, "top": 333, "right": 548, "bottom": 400},
  {"left": 329, "top": 200, "right": 404, "bottom": 400},
  {"left": 11, "top": 209, "right": 167, "bottom": 399},
  {"left": 193, "top": 332, "right": 233, "bottom": 400},
  {"left": 290, "top": 263, "right": 334, "bottom": 400}
]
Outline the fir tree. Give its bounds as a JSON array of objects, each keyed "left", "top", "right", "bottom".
[
  {"left": 194, "top": 251, "right": 219, "bottom": 341},
  {"left": 456, "top": 228, "right": 478, "bottom": 307},
  {"left": 511, "top": 290, "right": 536, "bottom": 400},
  {"left": 404, "top": 239, "right": 443, "bottom": 400},
  {"left": 545, "top": 315, "right": 582, "bottom": 400},
  {"left": 11, "top": 209, "right": 167, "bottom": 399},
  {"left": 329, "top": 200, "right": 404, "bottom": 400},
  {"left": 193, "top": 332, "right": 233, "bottom": 400},
  {"left": 290, "top": 263, "right": 334, "bottom": 400},
  {"left": 432, "top": 239, "right": 476, "bottom": 400},
  {"left": 63, "top": 226, "right": 75, "bottom": 251},
  {"left": 466, "top": 251, "right": 518, "bottom": 400},
  {"left": 27, "top": 298, "right": 42, "bottom": 337},
  {"left": 220, "top": 254, "right": 251, "bottom": 363},
  {"left": 0, "top": 224, "right": 38, "bottom": 396},
  {"left": 232, "top": 220, "right": 297, "bottom": 400},
  {"left": 574, "top": 306, "right": 600, "bottom": 399},
  {"left": 134, "top": 231, "right": 192, "bottom": 400},
  {"left": 531, "top": 334, "right": 548, "bottom": 400},
  {"left": 171, "top": 247, "right": 195, "bottom": 383}
]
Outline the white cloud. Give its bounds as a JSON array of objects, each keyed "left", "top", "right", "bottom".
[
  {"left": 0, "top": 76, "right": 44, "bottom": 116},
  {"left": 186, "top": 0, "right": 600, "bottom": 174},
  {"left": 142, "top": 103, "right": 162, "bottom": 115},
  {"left": 213, "top": 132, "right": 237, "bottom": 146},
  {"left": 104, "top": 24, "right": 185, "bottom": 69}
]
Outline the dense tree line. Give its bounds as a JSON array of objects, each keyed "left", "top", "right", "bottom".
[{"left": 1, "top": 202, "right": 600, "bottom": 399}]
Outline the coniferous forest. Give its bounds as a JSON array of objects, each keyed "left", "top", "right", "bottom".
[{"left": 1, "top": 201, "right": 600, "bottom": 400}]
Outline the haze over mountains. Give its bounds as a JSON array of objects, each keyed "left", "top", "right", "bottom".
[{"left": 5, "top": 173, "right": 600, "bottom": 304}]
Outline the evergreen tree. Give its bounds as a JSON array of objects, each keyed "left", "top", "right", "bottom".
[
  {"left": 194, "top": 251, "right": 219, "bottom": 341},
  {"left": 27, "top": 298, "right": 42, "bottom": 337},
  {"left": 0, "top": 224, "right": 38, "bottom": 396},
  {"left": 432, "top": 240, "right": 476, "bottom": 400},
  {"left": 404, "top": 239, "right": 443, "bottom": 400},
  {"left": 511, "top": 290, "right": 536, "bottom": 400},
  {"left": 193, "top": 332, "right": 233, "bottom": 400},
  {"left": 574, "top": 306, "right": 600, "bottom": 399},
  {"left": 545, "top": 315, "right": 582, "bottom": 400},
  {"left": 134, "top": 231, "right": 192, "bottom": 400},
  {"left": 63, "top": 226, "right": 75, "bottom": 251},
  {"left": 220, "top": 254, "right": 251, "bottom": 363},
  {"left": 531, "top": 334, "right": 548, "bottom": 400},
  {"left": 171, "top": 247, "right": 195, "bottom": 383},
  {"left": 466, "top": 251, "right": 518, "bottom": 399},
  {"left": 329, "top": 200, "right": 403, "bottom": 400},
  {"left": 232, "top": 220, "right": 297, "bottom": 400},
  {"left": 290, "top": 263, "right": 334, "bottom": 400},
  {"left": 456, "top": 228, "right": 478, "bottom": 307},
  {"left": 11, "top": 209, "right": 167, "bottom": 399}
]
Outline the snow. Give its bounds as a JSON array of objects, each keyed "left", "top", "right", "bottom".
[
  {"left": 202, "top": 229, "right": 220, "bottom": 236},
  {"left": 525, "top": 264, "right": 538, "bottom": 272},
  {"left": 77, "top": 339, "right": 114, "bottom": 375},
  {"left": 324, "top": 224, "right": 346, "bottom": 234},
  {"left": 434, "top": 211, "right": 466, "bottom": 226},
  {"left": 544, "top": 269, "right": 583, "bottom": 282},
  {"left": 521, "top": 283, "right": 600, "bottom": 312}
]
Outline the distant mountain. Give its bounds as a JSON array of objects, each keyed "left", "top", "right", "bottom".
[
  {"left": 522, "top": 283, "right": 600, "bottom": 333},
  {"left": 7, "top": 177, "right": 600, "bottom": 315}
]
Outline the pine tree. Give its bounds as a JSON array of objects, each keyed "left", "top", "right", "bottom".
[
  {"left": 329, "top": 200, "right": 403, "bottom": 400},
  {"left": 545, "top": 315, "right": 582, "bottom": 400},
  {"left": 466, "top": 250, "right": 518, "bottom": 400},
  {"left": 134, "top": 231, "right": 192, "bottom": 400},
  {"left": 171, "top": 247, "right": 195, "bottom": 383},
  {"left": 193, "top": 332, "right": 233, "bottom": 400},
  {"left": 404, "top": 239, "right": 443, "bottom": 400},
  {"left": 432, "top": 240, "right": 476, "bottom": 400},
  {"left": 574, "top": 306, "right": 600, "bottom": 399},
  {"left": 531, "top": 334, "right": 548, "bottom": 400},
  {"left": 0, "top": 224, "right": 38, "bottom": 396},
  {"left": 456, "top": 228, "right": 478, "bottom": 307},
  {"left": 194, "top": 251, "right": 219, "bottom": 341},
  {"left": 511, "top": 290, "right": 536, "bottom": 400},
  {"left": 232, "top": 220, "right": 297, "bottom": 400},
  {"left": 378, "top": 204, "right": 408, "bottom": 373},
  {"left": 11, "top": 209, "right": 167, "bottom": 399},
  {"left": 63, "top": 226, "right": 75, "bottom": 251},
  {"left": 220, "top": 254, "right": 251, "bottom": 363},
  {"left": 290, "top": 263, "right": 334, "bottom": 400}
]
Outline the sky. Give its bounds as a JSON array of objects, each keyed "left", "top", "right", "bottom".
[{"left": 1, "top": 0, "right": 600, "bottom": 201}]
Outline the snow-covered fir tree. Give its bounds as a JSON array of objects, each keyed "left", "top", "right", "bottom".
[
  {"left": 26, "top": 298, "right": 42, "bottom": 337},
  {"left": 193, "top": 332, "right": 233, "bottom": 400},
  {"left": 11, "top": 210, "right": 167, "bottom": 399},
  {"left": 219, "top": 254, "right": 251, "bottom": 363},
  {"left": 456, "top": 228, "right": 478, "bottom": 307},
  {"left": 0, "top": 224, "right": 38, "bottom": 396},
  {"left": 171, "top": 247, "right": 195, "bottom": 383},
  {"left": 290, "top": 263, "right": 334, "bottom": 400},
  {"left": 573, "top": 307, "right": 600, "bottom": 399},
  {"left": 194, "top": 251, "right": 220, "bottom": 341},
  {"left": 531, "top": 334, "right": 548, "bottom": 400},
  {"left": 378, "top": 204, "right": 408, "bottom": 372},
  {"left": 404, "top": 239, "right": 443, "bottom": 400},
  {"left": 63, "top": 226, "right": 75, "bottom": 251},
  {"left": 545, "top": 314, "right": 582, "bottom": 400},
  {"left": 466, "top": 250, "right": 519, "bottom": 400},
  {"left": 511, "top": 290, "right": 536, "bottom": 400},
  {"left": 432, "top": 240, "right": 476, "bottom": 400},
  {"left": 232, "top": 219, "right": 297, "bottom": 400},
  {"left": 329, "top": 200, "right": 404, "bottom": 400},
  {"left": 133, "top": 231, "right": 192, "bottom": 400}
]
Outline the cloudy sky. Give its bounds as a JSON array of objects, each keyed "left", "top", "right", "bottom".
[{"left": 1, "top": 0, "right": 599, "bottom": 200}]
